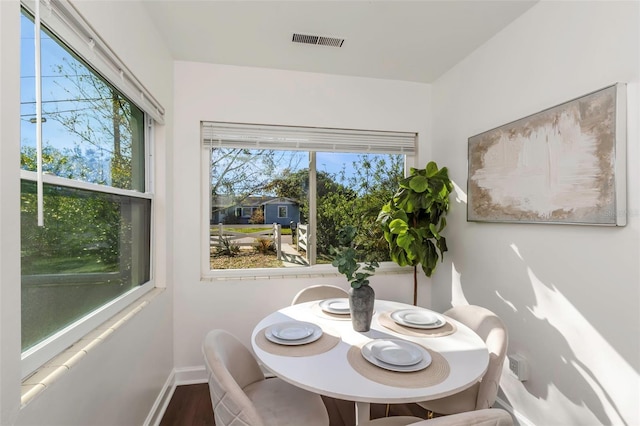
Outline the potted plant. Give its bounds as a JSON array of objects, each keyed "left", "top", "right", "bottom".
[
  {"left": 378, "top": 161, "right": 453, "bottom": 305},
  {"left": 330, "top": 225, "right": 379, "bottom": 332}
]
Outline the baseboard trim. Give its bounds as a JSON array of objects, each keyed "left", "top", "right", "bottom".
[
  {"left": 174, "top": 365, "right": 208, "bottom": 385},
  {"left": 143, "top": 366, "right": 207, "bottom": 426},
  {"left": 494, "top": 396, "right": 536, "bottom": 426},
  {"left": 143, "top": 371, "right": 176, "bottom": 426}
]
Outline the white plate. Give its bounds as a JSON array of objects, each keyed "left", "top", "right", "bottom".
[
  {"left": 362, "top": 339, "right": 432, "bottom": 372},
  {"left": 319, "top": 298, "right": 350, "bottom": 314},
  {"left": 370, "top": 339, "right": 423, "bottom": 366},
  {"left": 265, "top": 321, "right": 323, "bottom": 346},
  {"left": 270, "top": 322, "right": 315, "bottom": 340},
  {"left": 390, "top": 309, "right": 446, "bottom": 329}
]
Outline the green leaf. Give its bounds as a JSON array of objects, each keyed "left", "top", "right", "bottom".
[
  {"left": 426, "top": 161, "right": 438, "bottom": 177},
  {"left": 396, "top": 232, "right": 414, "bottom": 251},
  {"left": 429, "top": 223, "right": 440, "bottom": 239},
  {"left": 389, "top": 218, "right": 409, "bottom": 235},
  {"left": 438, "top": 217, "right": 447, "bottom": 233},
  {"left": 422, "top": 263, "right": 435, "bottom": 277},
  {"left": 436, "top": 237, "right": 448, "bottom": 257},
  {"left": 438, "top": 182, "right": 450, "bottom": 199},
  {"left": 408, "top": 175, "right": 429, "bottom": 193},
  {"left": 392, "top": 209, "right": 409, "bottom": 223},
  {"left": 398, "top": 177, "right": 412, "bottom": 189}
]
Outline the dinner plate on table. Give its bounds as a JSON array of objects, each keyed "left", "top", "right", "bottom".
[
  {"left": 319, "top": 298, "right": 351, "bottom": 315},
  {"left": 265, "top": 321, "right": 323, "bottom": 345},
  {"left": 390, "top": 309, "right": 446, "bottom": 329},
  {"left": 361, "top": 339, "right": 432, "bottom": 372}
]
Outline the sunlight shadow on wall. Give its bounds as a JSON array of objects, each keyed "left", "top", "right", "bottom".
[
  {"left": 450, "top": 262, "right": 469, "bottom": 307},
  {"left": 495, "top": 242, "right": 631, "bottom": 425},
  {"left": 452, "top": 181, "right": 467, "bottom": 205},
  {"left": 525, "top": 267, "right": 630, "bottom": 425}
]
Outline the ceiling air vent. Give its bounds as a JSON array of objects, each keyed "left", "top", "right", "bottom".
[{"left": 292, "top": 33, "right": 345, "bottom": 48}]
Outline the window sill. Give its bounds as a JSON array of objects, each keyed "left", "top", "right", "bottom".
[
  {"left": 20, "top": 287, "right": 165, "bottom": 408},
  {"left": 201, "top": 262, "right": 413, "bottom": 281}
]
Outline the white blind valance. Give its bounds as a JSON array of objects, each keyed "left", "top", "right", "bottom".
[{"left": 202, "top": 122, "right": 416, "bottom": 154}]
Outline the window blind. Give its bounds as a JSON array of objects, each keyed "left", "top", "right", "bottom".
[{"left": 202, "top": 122, "right": 416, "bottom": 155}]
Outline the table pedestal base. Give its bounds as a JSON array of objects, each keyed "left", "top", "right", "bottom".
[{"left": 355, "top": 401, "right": 371, "bottom": 425}]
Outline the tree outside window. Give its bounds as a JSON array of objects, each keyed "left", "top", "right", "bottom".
[{"left": 209, "top": 147, "right": 404, "bottom": 269}]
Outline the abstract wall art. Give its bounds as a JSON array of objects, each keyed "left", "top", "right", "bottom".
[{"left": 468, "top": 83, "right": 626, "bottom": 226}]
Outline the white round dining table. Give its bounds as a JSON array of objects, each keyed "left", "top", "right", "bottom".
[{"left": 251, "top": 299, "right": 489, "bottom": 425}]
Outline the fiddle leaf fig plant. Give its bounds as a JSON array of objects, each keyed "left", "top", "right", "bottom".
[
  {"left": 330, "top": 225, "right": 379, "bottom": 289},
  {"left": 378, "top": 161, "right": 453, "bottom": 304}
]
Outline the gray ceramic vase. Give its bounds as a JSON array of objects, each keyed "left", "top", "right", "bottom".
[{"left": 349, "top": 285, "right": 375, "bottom": 332}]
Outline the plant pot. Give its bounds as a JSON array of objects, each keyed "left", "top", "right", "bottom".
[{"left": 349, "top": 285, "right": 375, "bottom": 332}]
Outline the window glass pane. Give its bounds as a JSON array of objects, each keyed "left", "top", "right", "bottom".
[
  {"left": 19, "top": 7, "right": 152, "bottom": 368},
  {"left": 209, "top": 148, "right": 307, "bottom": 269},
  {"left": 208, "top": 147, "right": 404, "bottom": 270},
  {"left": 20, "top": 13, "right": 145, "bottom": 192},
  {"left": 20, "top": 180, "right": 151, "bottom": 351},
  {"left": 315, "top": 153, "right": 404, "bottom": 263}
]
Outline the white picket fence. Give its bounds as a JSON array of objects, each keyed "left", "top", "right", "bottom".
[
  {"left": 210, "top": 223, "right": 282, "bottom": 259},
  {"left": 296, "top": 223, "right": 308, "bottom": 260}
]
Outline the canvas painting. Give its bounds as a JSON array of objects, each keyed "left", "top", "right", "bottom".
[{"left": 468, "top": 83, "right": 626, "bottom": 226}]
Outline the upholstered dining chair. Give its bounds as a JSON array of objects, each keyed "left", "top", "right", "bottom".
[
  {"left": 419, "top": 305, "right": 508, "bottom": 416},
  {"left": 291, "top": 284, "right": 349, "bottom": 305},
  {"left": 202, "top": 329, "right": 329, "bottom": 426},
  {"left": 358, "top": 408, "right": 514, "bottom": 426}
]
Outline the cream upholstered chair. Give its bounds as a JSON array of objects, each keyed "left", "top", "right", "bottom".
[
  {"left": 291, "top": 284, "right": 348, "bottom": 305},
  {"left": 357, "top": 416, "right": 425, "bottom": 426},
  {"left": 419, "top": 305, "right": 508, "bottom": 415},
  {"left": 358, "top": 408, "right": 513, "bottom": 426},
  {"left": 202, "top": 329, "right": 329, "bottom": 426}
]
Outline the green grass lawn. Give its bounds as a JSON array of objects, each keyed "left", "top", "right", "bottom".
[
  {"left": 23, "top": 256, "right": 117, "bottom": 275},
  {"left": 212, "top": 226, "right": 293, "bottom": 235}
]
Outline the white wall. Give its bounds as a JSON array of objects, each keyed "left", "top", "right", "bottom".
[
  {"left": 430, "top": 1, "right": 639, "bottom": 425},
  {"left": 0, "top": 1, "right": 175, "bottom": 424},
  {"left": 172, "top": 62, "right": 432, "bottom": 368}
]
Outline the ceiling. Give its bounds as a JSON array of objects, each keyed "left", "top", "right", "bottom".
[{"left": 142, "top": 0, "right": 538, "bottom": 83}]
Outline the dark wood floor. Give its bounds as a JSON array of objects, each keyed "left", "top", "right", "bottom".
[
  {"left": 161, "top": 383, "right": 429, "bottom": 426},
  {"left": 160, "top": 384, "right": 215, "bottom": 426}
]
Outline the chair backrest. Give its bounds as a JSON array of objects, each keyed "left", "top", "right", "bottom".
[
  {"left": 443, "top": 305, "right": 508, "bottom": 410},
  {"left": 202, "top": 329, "right": 266, "bottom": 426},
  {"left": 291, "top": 285, "right": 349, "bottom": 305}
]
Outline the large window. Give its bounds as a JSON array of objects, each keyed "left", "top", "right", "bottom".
[
  {"left": 20, "top": 6, "right": 155, "bottom": 376},
  {"left": 203, "top": 122, "right": 415, "bottom": 273}
]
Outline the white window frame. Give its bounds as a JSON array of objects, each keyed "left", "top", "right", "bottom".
[
  {"left": 21, "top": 133, "right": 156, "bottom": 379},
  {"left": 277, "top": 206, "right": 288, "bottom": 218},
  {"left": 20, "top": 1, "right": 161, "bottom": 378},
  {"left": 242, "top": 207, "right": 254, "bottom": 218},
  {"left": 200, "top": 122, "right": 417, "bottom": 280}
]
